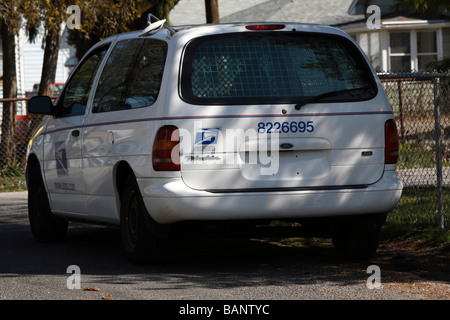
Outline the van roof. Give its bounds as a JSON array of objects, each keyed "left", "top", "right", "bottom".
[{"left": 101, "top": 22, "right": 350, "bottom": 44}]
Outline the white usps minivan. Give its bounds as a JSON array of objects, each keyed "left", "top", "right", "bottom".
[{"left": 26, "top": 19, "right": 403, "bottom": 263}]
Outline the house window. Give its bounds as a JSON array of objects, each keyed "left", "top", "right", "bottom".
[
  {"left": 389, "top": 32, "right": 411, "bottom": 71},
  {"left": 417, "top": 31, "right": 437, "bottom": 70},
  {"left": 389, "top": 30, "right": 439, "bottom": 71}
]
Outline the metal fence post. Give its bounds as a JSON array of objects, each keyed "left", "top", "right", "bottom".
[
  {"left": 432, "top": 77, "right": 445, "bottom": 229},
  {"left": 397, "top": 80, "right": 406, "bottom": 144}
]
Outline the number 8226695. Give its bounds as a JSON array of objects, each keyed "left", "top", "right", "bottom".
[{"left": 257, "top": 121, "right": 314, "bottom": 134}]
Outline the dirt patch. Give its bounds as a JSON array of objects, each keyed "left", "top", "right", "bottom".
[
  {"left": 269, "top": 224, "right": 450, "bottom": 300},
  {"left": 383, "top": 281, "right": 450, "bottom": 300},
  {"left": 370, "top": 229, "right": 450, "bottom": 300}
]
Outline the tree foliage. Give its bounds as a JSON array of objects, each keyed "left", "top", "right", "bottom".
[
  {"left": 68, "top": 0, "right": 179, "bottom": 60},
  {"left": 0, "top": 0, "right": 21, "bottom": 33},
  {"left": 394, "top": 0, "right": 450, "bottom": 18}
]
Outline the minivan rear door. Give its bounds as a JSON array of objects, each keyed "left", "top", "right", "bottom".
[{"left": 177, "top": 29, "right": 388, "bottom": 191}]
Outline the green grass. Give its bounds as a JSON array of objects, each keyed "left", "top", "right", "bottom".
[
  {"left": 0, "top": 162, "right": 27, "bottom": 192},
  {"left": 390, "top": 187, "right": 449, "bottom": 226},
  {"left": 398, "top": 143, "right": 449, "bottom": 169},
  {"left": 0, "top": 176, "right": 26, "bottom": 192},
  {"left": 381, "top": 222, "right": 450, "bottom": 249}
]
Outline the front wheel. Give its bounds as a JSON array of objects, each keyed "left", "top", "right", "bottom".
[
  {"left": 331, "top": 213, "right": 387, "bottom": 260},
  {"left": 120, "top": 174, "right": 169, "bottom": 264},
  {"left": 28, "top": 164, "right": 68, "bottom": 242}
]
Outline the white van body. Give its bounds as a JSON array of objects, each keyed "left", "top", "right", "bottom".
[{"left": 26, "top": 22, "right": 403, "bottom": 262}]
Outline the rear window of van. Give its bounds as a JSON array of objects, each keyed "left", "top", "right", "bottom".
[{"left": 180, "top": 32, "right": 377, "bottom": 105}]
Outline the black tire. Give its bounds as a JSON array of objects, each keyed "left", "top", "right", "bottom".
[
  {"left": 120, "top": 174, "right": 169, "bottom": 264},
  {"left": 331, "top": 213, "right": 386, "bottom": 260},
  {"left": 28, "top": 164, "right": 68, "bottom": 242}
]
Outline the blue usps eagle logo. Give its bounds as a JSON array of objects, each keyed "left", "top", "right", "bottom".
[{"left": 194, "top": 128, "right": 219, "bottom": 152}]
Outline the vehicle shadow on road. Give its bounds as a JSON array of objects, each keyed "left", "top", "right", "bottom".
[
  {"left": 0, "top": 218, "right": 367, "bottom": 287},
  {"left": 1, "top": 216, "right": 448, "bottom": 296}
]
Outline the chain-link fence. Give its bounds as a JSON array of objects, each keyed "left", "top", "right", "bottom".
[
  {"left": 0, "top": 73, "right": 449, "bottom": 227},
  {"left": 0, "top": 97, "right": 29, "bottom": 192},
  {"left": 380, "top": 72, "right": 449, "bottom": 227}
]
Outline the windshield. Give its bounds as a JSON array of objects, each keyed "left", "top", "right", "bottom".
[{"left": 180, "top": 32, "right": 377, "bottom": 105}]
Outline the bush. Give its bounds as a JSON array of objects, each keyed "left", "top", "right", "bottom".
[{"left": 1, "top": 162, "right": 25, "bottom": 178}]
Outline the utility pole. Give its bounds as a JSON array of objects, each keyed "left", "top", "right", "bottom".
[{"left": 205, "top": 0, "right": 219, "bottom": 23}]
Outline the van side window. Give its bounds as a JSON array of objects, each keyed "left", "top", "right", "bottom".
[
  {"left": 93, "top": 38, "right": 167, "bottom": 113},
  {"left": 55, "top": 46, "right": 109, "bottom": 117}
]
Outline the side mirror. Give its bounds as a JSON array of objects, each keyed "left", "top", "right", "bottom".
[{"left": 28, "top": 96, "right": 54, "bottom": 115}]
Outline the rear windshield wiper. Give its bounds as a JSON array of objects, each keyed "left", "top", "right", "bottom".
[{"left": 295, "top": 86, "right": 372, "bottom": 110}]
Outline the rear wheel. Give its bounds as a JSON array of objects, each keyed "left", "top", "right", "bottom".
[
  {"left": 120, "top": 174, "right": 169, "bottom": 264},
  {"left": 28, "top": 164, "right": 68, "bottom": 242},
  {"left": 331, "top": 213, "right": 386, "bottom": 260}
]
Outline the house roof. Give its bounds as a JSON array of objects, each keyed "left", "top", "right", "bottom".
[
  {"left": 347, "top": 0, "right": 369, "bottom": 15},
  {"left": 337, "top": 12, "right": 450, "bottom": 31},
  {"left": 347, "top": 0, "right": 450, "bottom": 19},
  {"left": 170, "top": 0, "right": 364, "bottom": 26}
]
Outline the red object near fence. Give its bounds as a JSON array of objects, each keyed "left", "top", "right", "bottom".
[{"left": 16, "top": 114, "right": 33, "bottom": 143}]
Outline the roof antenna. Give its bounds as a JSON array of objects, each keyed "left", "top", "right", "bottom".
[{"left": 139, "top": 13, "right": 174, "bottom": 37}]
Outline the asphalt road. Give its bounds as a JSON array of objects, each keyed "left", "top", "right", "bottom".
[{"left": 0, "top": 191, "right": 446, "bottom": 304}]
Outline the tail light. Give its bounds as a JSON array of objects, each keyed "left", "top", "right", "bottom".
[
  {"left": 245, "top": 24, "right": 285, "bottom": 31},
  {"left": 385, "top": 119, "right": 399, "bottom": 164},
  {"left": 152, "top": 126, "right": 180, "bottom": 171}
]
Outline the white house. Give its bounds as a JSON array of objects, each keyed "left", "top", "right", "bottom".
[
  {"left": 338, "top": 0, "right": 450, "bottom": 72},
  {"left": 21, "top": 26, "right": 75, "bottom": 95},
  {"left": 0, "top": 24, "right": 76, "bottom": 116}
]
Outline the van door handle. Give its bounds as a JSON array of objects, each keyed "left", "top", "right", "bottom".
[
  {"left": 71, "top": 129, "right": 80, "bottom": 137},
  {"left": 107, "top": 131, "right": 115, "bottom": 145}
]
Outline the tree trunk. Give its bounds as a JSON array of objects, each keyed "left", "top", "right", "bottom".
[
  {"left": 205, "top": 0, "right": 219, "bottom": 24},
  {"left": 38, "top": 26, "right": 61, "bottom": 97},
  {"left": 0, "top": 20, "right": 18, "bottom": 168},
  {"left": 30, "top": 24, "right": 61, "bottom": 134}
]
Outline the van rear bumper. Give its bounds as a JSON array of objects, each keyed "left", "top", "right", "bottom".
[{"left": 138, "top": 171, "right": 403, "bottom": 224}]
